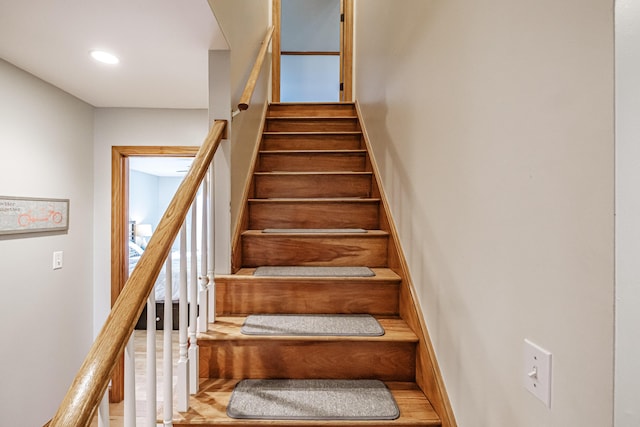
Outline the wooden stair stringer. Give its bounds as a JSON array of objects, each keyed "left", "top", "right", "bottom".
[{"left": 355, "top": 101, "right": 458, "bottom": 427}]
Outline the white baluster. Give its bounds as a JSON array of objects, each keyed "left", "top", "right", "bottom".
[
  {"left": 177, "top": 223, "right": 190, "bottom": 411},
  {"left": 146, "top": 291, "right": 157, "bottom": 427},
  {"left": 189, "top": 200, "right": 199, "bottom": 394},
  {"left": 163, "top": 256, "right": 173, "bottom": 427},
  {"left": 124, "top": 334, "right": 136, "bottom": 427},
  {"left": 207, "top": 166, "right": 216, "bottom": 323},
  {"left": 198, "top": 175, "right": 209, "bottom": 333},
  {"left": 98, "top": 388, "right": 109, "bottom": 427}
]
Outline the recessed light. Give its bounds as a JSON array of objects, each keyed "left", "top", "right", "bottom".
[{"left": 90, "top": 50, "right": 120, "bottom": 65}]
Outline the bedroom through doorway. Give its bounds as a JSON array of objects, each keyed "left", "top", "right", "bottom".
[
  {"left": 110, "top": 145, "right": 199, "bottom": 402},
  {"left": 128, "top": 156, "right": 202, "bottom": 331}
]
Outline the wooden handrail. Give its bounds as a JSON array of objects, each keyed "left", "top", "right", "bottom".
[
  {"left": 237, "top": 26, "right": 274, "bottom": 111},
  {"left": 48, "top": 120, "right": 227, "bottom": 427}
]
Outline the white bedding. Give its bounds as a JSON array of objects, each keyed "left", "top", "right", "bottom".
[{"left": 129, "top": 242, "right": 198, "bottom": 302}]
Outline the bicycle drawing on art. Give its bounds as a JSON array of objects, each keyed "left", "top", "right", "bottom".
[{"left": 17, "top": 207, "right": 63, "bottom": 227}]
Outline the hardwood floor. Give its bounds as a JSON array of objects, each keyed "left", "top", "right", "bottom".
[{"left": 90, "top": 330, "right": 178, "bottom": 427}]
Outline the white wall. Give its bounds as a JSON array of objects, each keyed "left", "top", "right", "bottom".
[
  {"left": 209, "top": 0, "right": 271, "bottom": 106},
  {"left": 208, "top": 0, "right": 270, "bottom": 233},
  {"left": 93, "top": 108, "right": 208, "bottom": 334},
  {"left": 615, "top": 1, "right": 640, "bottom": 425},
  {"left": 130, "top": 170, "right": 183, "bottom": 234},
  {"left": 0, "top": 59, "right": 94, "bottom": 425},
  {"left": 355, "top": 1, "right": 614, "bottom": 426},
  {"left": 129, "top": 170, "right": 160, "bottom": 228}
]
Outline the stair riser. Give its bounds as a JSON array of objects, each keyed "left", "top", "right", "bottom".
[
  {"left": 265, "top": 118, "right": 361, "bottom": 132},
  {"left": 254, "top": 174, "right": 372, "bottom": 198},
  {"left": 216, "top": 281, "right": 399, "bottom": 316},
  {"left": 248, "top": 200, "right": 380, "bottom": 229},
  {"left": 258, "top": 152, "right": 367, "bottom": 172},
  {"left": 262, "top": 133, "right": 363, "bottom": 151},
  {"left": 200, "top": 341, "right": 416, "bottom": 381},
  {"left": 268, "top": 103, "right": 356, "bottom": 117},
  {"left": 241, "top": 235, "right": 388, "bottom": 267}
]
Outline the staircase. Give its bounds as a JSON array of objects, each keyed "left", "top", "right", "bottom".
[{"left": 173, "top": 103, "right": 447, "bottom": 426}]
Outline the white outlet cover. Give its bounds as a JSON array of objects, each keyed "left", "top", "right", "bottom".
[{"left": 523, "top": 339, "right": 552, "bottom": 407}]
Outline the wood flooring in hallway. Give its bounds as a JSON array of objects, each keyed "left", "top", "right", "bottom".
[{"left": 90, "top": 330, "right": 178, "bottom": 427}]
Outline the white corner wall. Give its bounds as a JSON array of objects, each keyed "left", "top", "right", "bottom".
[
  {"left": 93, "top": 108, "right": 208, "bottom": 334},
  {"left": 354, "top": 1, "right": 614, "bottom": 426},
  {"left": 208, "top": 0, "right": 270, "bottom": 232},
  {"left": 208, "top": 0, "right": 270, "bottom": 105},
  {"left": 0, "top": 59, "right": 94, "bottom": 425},
  {"left": 615, "top": 1, "right": 640, "bottom": 425}
]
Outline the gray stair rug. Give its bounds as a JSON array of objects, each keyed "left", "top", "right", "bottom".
[
  {"left": 241, "top": 314, "right": 385, "bottom": 336},
  {"left": 227, "top": 379, "right": 400, "bottom": 421},
  {"left": 262, "top": 228, "right": 367, "bottom": 233},
  {"left": 253, "top": 266, "right": 375, "bottom": 277}
]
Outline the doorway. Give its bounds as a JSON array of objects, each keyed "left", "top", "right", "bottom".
[
  {"left": 272, "top": 0, "right": 353, "bottom": 103},
  {"left": 110, "top": 145, "right": 198, "bottom": 402}
]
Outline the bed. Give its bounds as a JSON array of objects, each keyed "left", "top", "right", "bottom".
[{"left": 129, "top": 240, "right": 196, "bottom": 330}]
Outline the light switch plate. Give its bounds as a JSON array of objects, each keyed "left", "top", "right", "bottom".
[
  {"left": 53, "top": 251, "right": 63, "bottom": 270},
  {"left": 523, "top": 339, "right": 552, "bottom": 407}
]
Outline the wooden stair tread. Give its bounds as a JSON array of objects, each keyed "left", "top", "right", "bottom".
[
  {"left": 198, "top": 316, "right": 417, "bottom": 343},
  {"left": 267, "top": 116, "right": 358, "bottom": 120},
  {"left": 248, "top": 197, "right": 380, "bottom": 202},
  {"left": 266, "top": 102, "right": 357, "bottom": 118},
  {"left": 259, "top": 149, "right": 367, "bottom": 154},
  {"left": 219, "top": 267, "right": 400, "bottom": 281},
  {"left": 242, "top": 229, "right": 388, "bottom": 236},
  {"left": 262, "top": 131, "right": 362, "bottom": 136},
  {"left": 269, "top": 102, "right": 356, "bottom": 106},
  {"left": 173, "top": 380, "right": 441, "bottom": 426},
  {"left": 254, "top": 171, "right": 372, "bottom": 176}
]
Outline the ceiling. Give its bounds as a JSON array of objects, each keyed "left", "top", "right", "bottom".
[
  {"left": 130, "top": 157, "right": 194, "bottom": 178},
  {"left": 0, "top": 0, "right": 228, "bottom": 108}
]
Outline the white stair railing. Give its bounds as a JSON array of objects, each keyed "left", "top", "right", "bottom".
[
  {"left": 146, "top": 287, "right": 157, "bottom": 426},
  {"left": 176, "top": 223, "right": 190, "bottom": 412},
  {"left": 198, "top": 173, "right": 210, "bottom": 333},
  {"left": 207, "top": 167, "right": 216, "bottom": 324},
  {"left": 124, "top": 335, "right": 136, "bottom": 427},
  {"left": 96, "top": 167, "right": 215, "bottom": 426},
  {"left": 163, "top": 255, "right": 174, "bottom": 427},
  {"left": 189, "top": 200, "right": 200, "bottom": 394},
  {"left": 51, "top": 121, "right": 225, "bottom": 427},
  {"left": 98, "top": 389, "right": 109, "bottom": 427}
]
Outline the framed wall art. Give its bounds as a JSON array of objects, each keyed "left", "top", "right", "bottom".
[{"left": 0, "top": 196, "right": 69, "bottom": 235}]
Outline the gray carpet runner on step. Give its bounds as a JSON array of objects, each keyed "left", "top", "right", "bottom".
[
  {"left": 241, "top": 314, "right": 385, "bottom": 336},
  {"left": 253, "top": 266, "right": 375, "bottom": 277},
  {"left": 262, "top": 228, "right": 367, "bottom": 233},
  {"left": 227, "top": 379, "right": 400, "bottom": 420}
]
